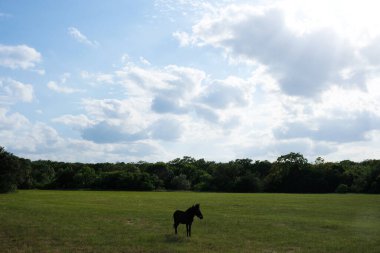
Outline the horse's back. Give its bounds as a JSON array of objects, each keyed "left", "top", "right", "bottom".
[
  {"left": 173, "top": 210, "right": 184, "bottom": 217},
  {"left": 173, "top": 210, "right": 185, "bottom": 222}
]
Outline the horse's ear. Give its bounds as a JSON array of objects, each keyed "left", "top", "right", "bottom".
[{"left": 195, "top": 203, "right": 200, "bottom": 207}]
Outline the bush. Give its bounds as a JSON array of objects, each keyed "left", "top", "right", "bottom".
[{"left": 335, "top": 184, "right": 349, "bottom": 193}]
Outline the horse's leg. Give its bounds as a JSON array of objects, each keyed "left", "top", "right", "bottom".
[
  {"left": 186, "top": 224, "right": 189, "bottom": 237},
  {"left": 174, "top": 222, "right": 178, "bottom": 235},
  {"left": 189, "top": 223, "right": 192, "bottom": 237}
]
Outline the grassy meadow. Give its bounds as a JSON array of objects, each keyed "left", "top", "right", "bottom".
[{"left": 0, "top": 190, "right": 379, "bottom": 253}]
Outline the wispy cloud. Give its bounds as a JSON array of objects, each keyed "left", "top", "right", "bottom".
[
  {"left": 67, "top": 27, "right": 99, "bottom": 47},
  {"left": 47, "top": 81, "right": 82, "bottom": 94}
]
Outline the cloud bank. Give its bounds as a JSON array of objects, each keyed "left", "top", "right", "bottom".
[{"left": 2, "top": 1, "right": 380, "bottom": 162}]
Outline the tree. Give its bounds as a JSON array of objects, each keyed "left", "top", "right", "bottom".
[
  {"left": 0, "top": 147, "right": 21, "bottom": 193},
  {"left": 252, "top": 160, "right": 272, "bottom": 178},
  {"left": 315, "top": 157, "right": 325, "bottom": 165},
  {"left": 146, "top": 162, "right": 169, "bottom": 189},
  {"left": 193, "top": 171, "right": 212, "bottom": 191},
  {"left": 73, "top": 166, "right": 97, "bottom": 188},
  {"left": 234, "top": 173, "right": 262, "bottom": 192},
  {"left": 276, "top": 152, "right": 308, "bottom": 165},
  {"left": 209, "top": 163, "right": 239, "bottom": 192},
  {"left": 264, "top": 152, "right": 310, "bottom": 192},
  {"left": 335, "top": 184, "right": 349, "bottom": 193},
  {"left": 54, "top": 166, "right": 76, "bottom": 189},
  {"left": 31, "top": 161, "right": 56, "bottom": 189},
  {"left": 17, "top": 158, "right": 33, "bottom": 189},
  {"left": 368, "top": 162, "right": 380, "bottom": 193},
  {"left": 170, "top": 174, "right": 191, "bottom": 190}
]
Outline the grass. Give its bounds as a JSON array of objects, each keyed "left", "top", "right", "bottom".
[{"left": 0, "top": 190, "right": 379, "bottom": 253}]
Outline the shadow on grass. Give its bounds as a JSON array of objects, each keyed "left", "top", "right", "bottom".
[{"left": 164, "top": 234, "right": 189, "bottom": 244}]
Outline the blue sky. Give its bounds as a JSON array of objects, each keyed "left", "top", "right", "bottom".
[{"left": 1, "top": 0, "right": 380, "bottom": 162}]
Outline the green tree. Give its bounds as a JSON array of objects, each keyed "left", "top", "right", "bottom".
[
  {"left": 170, "top": 174, "right": 191, "bottom": 190},
  {"left": 264, "top": 152, "right": 310, "bottom": 192},
  {"left": 146, "top": 162, "right": 169, "bottom": 189},
  {"left": 17, "top": 158, "right": 33, "bottom": 189},
  {"left": 31, "top": 161, "right": 56, "bottom": 188},
  {"left": 315, "top": 157, "right": 325, "bottom": 165},
  {"left": 0, "top": 147, "right": 20, "bottom": 193},
  {"left": 335, "top": 184, "right": 349, "bottom": 193},
  {"left": 210, "top": 163, "right": 239, "bottom": 192},
  {"left": 73, "top": 166, "right": 97, "bottom": 188},
  {"left": 234, "top": 173, "right": 262, "bottom": 192},
  {"left": 54, "top": 166, "right": 76, "bottom": 189}
]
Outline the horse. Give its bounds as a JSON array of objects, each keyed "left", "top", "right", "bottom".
[{"left": 173, "top": 204, "right": 203, "bottom": 237}]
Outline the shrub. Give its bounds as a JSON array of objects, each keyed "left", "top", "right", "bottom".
[{"left": 335, "top": 184, "right": 349, "bottom": 193}]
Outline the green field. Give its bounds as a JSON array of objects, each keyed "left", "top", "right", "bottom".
[{"left": 0, "top": 191, "right": 379, "bottom": 253}]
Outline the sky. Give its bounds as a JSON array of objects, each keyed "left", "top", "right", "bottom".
[{"left": 1, "top": 0, "right": 380, "bottom": 163}]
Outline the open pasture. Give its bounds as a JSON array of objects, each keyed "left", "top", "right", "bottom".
[{"left": 0, "top": 190, "right": 379, "bottom": 252}]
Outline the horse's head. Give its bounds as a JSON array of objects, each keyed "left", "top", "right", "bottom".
[{"left": 194, "top": 203, "right": 203, "bottom": 219}]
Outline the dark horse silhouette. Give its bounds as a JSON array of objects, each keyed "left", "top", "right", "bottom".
[{"left": 173, "top": 204, "right": 203, "bottom": 237}]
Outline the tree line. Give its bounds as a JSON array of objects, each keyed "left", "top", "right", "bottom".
[{"left": 1, "top": 147, "right": 380, "bottom": 194}]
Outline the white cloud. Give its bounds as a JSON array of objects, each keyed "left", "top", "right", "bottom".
[
  {"left": 81, "top": 71, "right": 114, "bottom": 84},
  {"left": 82, "top": 98, "right": 137, "bottom": 120},
  {"left": 0, "top": 78, "right": 34, "bottom": 104},
  {"left": 183, "top": 5, "right": 360, "bottom": 97},
  {"left": 81, "top": 121, "right": 148, "bottom": 144},
  {"left": 274, "top": 112, "right": 380, "bottom": 143},
  {"left": 173, "top": 31, "right": 195, "bottom": 47},
  {"left": 0, "top": 107, "right": 162, "bottom": 162},
  {"left": 115, "top": 63, "right": 207, "bottom": 115},
  {"left": 238, "top": 138, "right": 336, "bottom": 162},
  {"left": 19, "top": 50, "right": 378, "bottom": 161},
  {"left": 139, "top": 56, "right": 151, "bottom": 66},
  {"left": 155, "top": 0, "right": 215, "bottom": 22},
  {"left": 0, "top": 44, "right": 41, "bottom": 69},
  {"left": 47, "top": 73, "right": 83, "bottom": 94},
  {"left": 174, "top": 1, "right": 380, "bottom": 100},
  {"left": 149, "top": 117, "right": 182, "bottom": 141},
  {"left": 77, "top": 98, "right": 183, "bottom": 144},
  {"left": 0, "top": 109, "right": 63, "bottom": 153},
  {"left": 79, "top": 98, "right": 152, "bottom": 143},
  {"left": 0, "top": 108, "right": 29, "bottom": 130},
  {"left": 47, "top": 81, "right": 81, "bottom": 94},
  {"left": 279, "top": 0, "right": 380, "bottom": 46},
  {"left": 199, "top": 77, "right": 250, "bottom": 109},
  {"left": 68, "top": 27, "right": 99, "bottom": 47},
  {"left": 2, "top": 1, "right": 380, "bottom": 163},
  {"left": 362, "top": 36, "right": 380, "bottom": 66},
  {"left": 76, "top": 60, "right": 285, "bottom": 156},
  {"left": 33, "top": 69, "right": 46, "bottom": 75},
  {"left": 52, "top": 114, "right": 94, "bottom": 129},
  {"left": 60, "top": 139, "right": 161, "bottom": 163}
]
